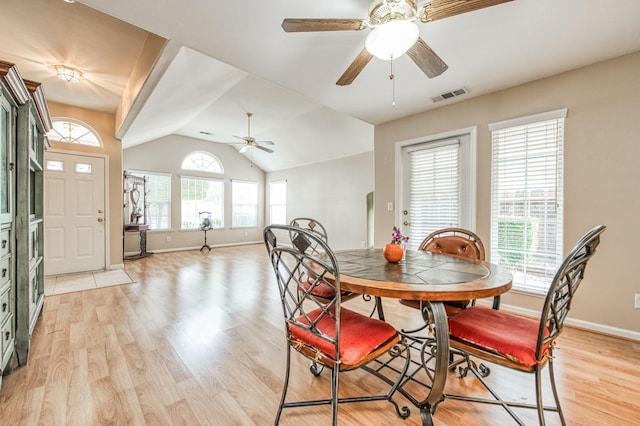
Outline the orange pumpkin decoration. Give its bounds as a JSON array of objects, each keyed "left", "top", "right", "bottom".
[{"left": 383, "top": 243, "right": 404, "bottom": 263}]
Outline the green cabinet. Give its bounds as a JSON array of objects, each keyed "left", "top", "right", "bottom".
[{"left": 0, "top": 61, "right": 50, "bottom": 389}]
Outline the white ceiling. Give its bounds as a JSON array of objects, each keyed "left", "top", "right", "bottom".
[{"left": 3, "top": 0, "right": 640, "bottom": 172}]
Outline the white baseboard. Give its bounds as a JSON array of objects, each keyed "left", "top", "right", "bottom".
[
  {"left": 123, "top": 241, "right": 262, "bottom": 257},
  {"left": 476, "top": 299, "right": 640, "bottom": 342}
]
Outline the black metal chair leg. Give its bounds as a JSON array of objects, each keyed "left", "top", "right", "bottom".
[
  {"left": 548, "top": 359, "right": 567, "bottom": 425},
  {"left": 420, "top": 407, "right": 435, "bottom": 426},
  {"left": 275, "top": 346, "right": 292, "bottom": 425}
]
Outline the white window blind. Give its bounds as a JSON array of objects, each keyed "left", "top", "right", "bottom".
[
  {"left": 489, "top": 109, "right": 565, "bottom": 294},
  {"left": 269, "top": 181, "right": 287, "bottom": 225},
  {"left": 181, "top": 176, "right": 224, "bottom": 229},
  {"left": 232, "top": 180, "right": 258, "bottom": 228},
  {"left": 407, "top": 140, "right": 460, "bottom": 250},
  {"left": 131, "top": 171, "right": 171, "bottom": 230}
]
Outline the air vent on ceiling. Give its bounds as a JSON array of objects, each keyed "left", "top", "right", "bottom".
[{"left": 431, "top": 87, "right": 469, "bottom": 103}]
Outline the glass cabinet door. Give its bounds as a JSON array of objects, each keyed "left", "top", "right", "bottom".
[{"left": 0, "top": 94, "right": 11, "bottom": 223}]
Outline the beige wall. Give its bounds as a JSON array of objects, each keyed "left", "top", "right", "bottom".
[
  {"left": 375, "top": 51, "right": 640, "bottom": 334},
  {"left": 47, "top": 101, "right": 123, "bottom": 268},
  {"left": 267, "top": 152, "right": 374, "bottom": 250}
]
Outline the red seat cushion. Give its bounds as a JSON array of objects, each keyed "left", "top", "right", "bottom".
[
  {"left": 448, "top": 306, "right": 549, "bottom": 367},
  {"left": 288, "top": 307, "right": 398, "bottom": 366}
]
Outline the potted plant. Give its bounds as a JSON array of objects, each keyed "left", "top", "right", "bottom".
[{"left": 383, "top": 226, "right": 409, "bottom": 263}]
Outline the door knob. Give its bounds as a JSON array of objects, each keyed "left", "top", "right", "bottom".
[
  {"left": 403, "top": 221, "right": 410, "bottom": 226},
  {"left": 97, "top": 218, "right": 104, "bottom": 222}
]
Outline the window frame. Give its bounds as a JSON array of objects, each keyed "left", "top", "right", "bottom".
[
  {"left": 180, "top": 175, "right": 224, "bottom": 230},
  {"left": 231, "top": 179, "right": 259, "bottom": 228},
  {"left": 488, "top": 108, "right": 566, "bottom": 294},
  {"left": 47, "top": 117, "right": 102, "bottom": 147},
  {"left": 268, "top": 180, "right": 287, "bottom": 225},
  {"left": 181, "top": 151, "right": 224, "bottom": 174},
  {"left": 130, "top": 170, "right": 172, "bottom": 231}
]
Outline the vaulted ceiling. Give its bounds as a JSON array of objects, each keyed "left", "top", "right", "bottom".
[{"left": 2, "top": 0, "right": 640, "bottom": 171}]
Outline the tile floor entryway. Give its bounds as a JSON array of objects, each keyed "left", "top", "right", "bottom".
[{"left": 44, "top": 269, "right": 135, "bottom": 295}]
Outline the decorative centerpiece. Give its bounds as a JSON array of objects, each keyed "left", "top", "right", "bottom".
[{"left": 383, "top": 226, "right": 409, "bottom": 263}]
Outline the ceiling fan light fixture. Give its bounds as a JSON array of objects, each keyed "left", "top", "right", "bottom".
[
  {"left": 55, "top": 65, "right": 83, "bottom": 83},
  {"left": 365, "top": 20, "right": 419, "bottom": 60}
]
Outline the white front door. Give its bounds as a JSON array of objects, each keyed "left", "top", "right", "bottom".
[
  {"left": 400, "top": 133, "right": 475, "bottom": 250},
  {"left": 44, "top": 152, "right": 106, "bottom": 275}
]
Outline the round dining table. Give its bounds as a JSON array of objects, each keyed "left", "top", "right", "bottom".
[{"left": 333, "top": 248, "right": 513, "bottom": 426}]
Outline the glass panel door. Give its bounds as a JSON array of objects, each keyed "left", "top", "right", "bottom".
[{"left": 0, "top": 95, "right": 12, "bottom": 223}]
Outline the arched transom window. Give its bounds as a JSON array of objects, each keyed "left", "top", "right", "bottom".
[
  {"left": 181, "top": 151, "right": 224, "bottom": 174},
  {"left": 47, "top": 118, "right": 101, "bottom": 146}
]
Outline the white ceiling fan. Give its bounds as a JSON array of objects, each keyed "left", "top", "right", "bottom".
[{"left": 230, "top": 112, "right": 275, "bottom": 153}]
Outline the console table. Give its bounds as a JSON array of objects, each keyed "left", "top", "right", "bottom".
[
  {"left": 123, "top": 172, "right": 151, "bottom": 260},
  {"left": 123, "top": 224, "right": 152, "bottom": 260}
]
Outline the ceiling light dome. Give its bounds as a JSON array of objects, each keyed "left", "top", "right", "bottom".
[
  {"left": 55, "top": 65, "right": 83, "bottom": 83},
  {"left": 365, "top": 20, "right": 419, "bottom": 60}
]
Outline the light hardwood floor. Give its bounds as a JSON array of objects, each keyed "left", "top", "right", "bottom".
[{"left": 0, "top": 244, "right": 639, "bottom": 425}]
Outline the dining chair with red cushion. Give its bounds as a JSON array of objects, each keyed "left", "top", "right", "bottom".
[
  {"left": 290, "top": 217, "right": 383, "bottom": 322},
  {"left": 447, "top": 224, "right": 606, "bottom": 425},
  {"left": 264, "top": 224, "right": 411, "bottom": 426}
]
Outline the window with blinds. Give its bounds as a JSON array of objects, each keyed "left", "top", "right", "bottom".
[
  {"left": 131, "top": 171, "right": 171, "bottom": 230},
  {"left": 489, "top": 109, "right": 566, "bottom": 294},
  {"left": 232, "top": 180, "right": 258, "bottom": 228},
  {"left": 406, "top": 140, "right": 461, "bottom": 250}
]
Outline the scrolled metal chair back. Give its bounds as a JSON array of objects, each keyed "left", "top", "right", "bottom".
[
  {"left": 537, "top": 224, "right": 606, "bottom": 360},
  {"left": 264, "top": 224, "right": 341, "bottom": 358},
  {"left": 289, "top": 217, "right": 328, "bottom": 255}
]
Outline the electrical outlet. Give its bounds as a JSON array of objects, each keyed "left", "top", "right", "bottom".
[
  {"left": 166, "top": 236, "right": 171, "bottom": 242},
  {"left": 635, "top": 294, "right": 640, "bottom": 309}
]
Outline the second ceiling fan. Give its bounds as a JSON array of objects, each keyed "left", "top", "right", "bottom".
[
  {"left": 231, "top": 112, "right": 275, "bottom": 154},
  {"left": 282, "top": 0, "right": 513, "bottom": 86}
]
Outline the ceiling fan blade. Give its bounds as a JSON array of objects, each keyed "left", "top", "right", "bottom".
[
  {"left": 419, "top": 0, "right": 514, "bottom": 23},
  {"left": 406, "top": 38, "right": 449, "bottom": 78},
  {"left": 256, "top": 140, "right": 275, "bottom": 146},
  {"left": 282, "top": 18, "right": 365, "bottom": 32},
  {"left": 336, "top": 48, "right": 374, "bottom": 86},
  {"left": 255, "top": 145, "right": 274, "bottom": 154},
  {"left": 233, "top": 135, "right": 246, "bottom": 141}
]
